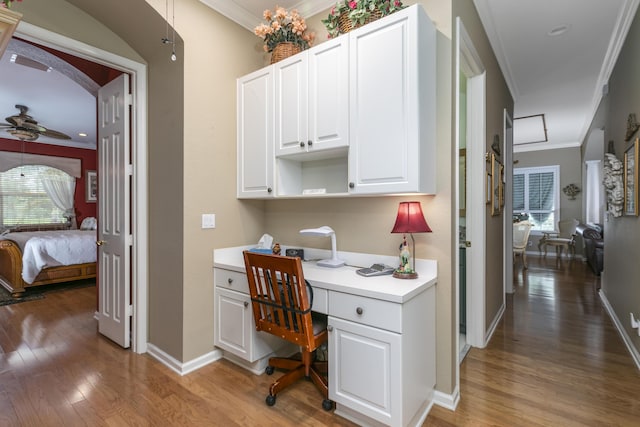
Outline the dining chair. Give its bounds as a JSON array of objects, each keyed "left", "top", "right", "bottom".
[
  {"left": 513, "top": 221, "right": 533, "bottom": 269},
  {"left": 243, "top": 251, "right": 332, "bottom": 410}
]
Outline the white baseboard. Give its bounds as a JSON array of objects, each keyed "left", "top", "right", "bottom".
[
  {"left": 599, "top": 290, "right": 640, "bottom": 370},
  {"left": 484, "top": 302, "right": 505, "bottom": 346},
  {"left": 146, "top": 343, "right": 223, "bottom": 376},
  {"left": 433, "top": 386, "right": 459, "bottom": 411}
]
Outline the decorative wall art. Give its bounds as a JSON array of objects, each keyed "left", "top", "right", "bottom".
[
  {"left": 624, "top": 138, "right": 639, "bottom": 216},
  {"left": 491, "top": 153, "right": 502, "bottom": 216},
  {"left": 603, "top": 153, "right": 624, "bottom": 218}
]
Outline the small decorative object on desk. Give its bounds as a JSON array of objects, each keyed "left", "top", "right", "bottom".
[
  {"left": 254, "top": 6, "right": 315, "bottom": 64},
  {"left": 322, "top": 0, "right": 405, "bottom": 39},
  {"left": 394, "top": 236, "right": 417, "bottom": 279},
  {"left": 272, "top": 243, "right": 281, "bottom": 255}
]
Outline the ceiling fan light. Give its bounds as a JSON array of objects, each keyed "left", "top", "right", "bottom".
[{"left": 8, "top": 128, "right": 39, "bottom": 141}]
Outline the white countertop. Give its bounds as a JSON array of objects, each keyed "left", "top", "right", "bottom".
[{"left": 213, "top": 245, "right": 437, "bottom": 304}]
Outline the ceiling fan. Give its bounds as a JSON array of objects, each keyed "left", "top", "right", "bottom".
[{"left": 0, "top": 104, "right": 71, "bottom": 141}]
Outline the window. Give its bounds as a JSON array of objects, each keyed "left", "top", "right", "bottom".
[
  {"left": 0, "top": 165, "right": 70, "bottom": 227},
  {"left": 513, "top": 165, "right": 559, "bottom": 232}
]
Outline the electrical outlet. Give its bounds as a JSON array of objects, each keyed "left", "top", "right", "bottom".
[{"left": 202, "top": 213, "right": 215, "bottom": 229}]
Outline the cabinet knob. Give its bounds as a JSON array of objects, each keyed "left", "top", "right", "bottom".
[
  {"left": 349, "top": 182, "right": 355, "bottom": 189},
  {"left": 327, "top": 325, "right": 334, "bottom": 332},
  {"left": 307, "top": 140, "right": 313, "bottom": 146},
  {"left": 300, "top": 141, "right": 305, "bottom": 147},
  {"left": 244, "top": 301, "right": 249, "bottom": 308},
  {"left": 267, "top": 187, "right": 273, "bottom": 193},
  {"left": 356, "top": 307, "right": 363, "bottom": 315},
  {"left": 227, "top": 278, "right": 233, "bottom": 285}
]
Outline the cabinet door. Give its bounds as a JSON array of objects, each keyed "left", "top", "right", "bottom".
[
  {"left": 237, "top": 67, "right": 274, "bottom": 198},
  {"left": 328, "top": 316, "right": 401, "bottom": 426},
  {"left": 348, "top": 9, "right": 420, "bottom": 194},
  {"left": 275, "top": 53, "right": 309, "bottom": 156},
  {"left": 215, "top": 287, "right": 252, "bottom": 360},
  {"left": 308, "top": 37, "right": 349, "bottom": 152}
]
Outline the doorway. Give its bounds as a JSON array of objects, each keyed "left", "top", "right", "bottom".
[
  {"left": 456, "top": 18, "right": 487, "bottom": 368},
  {"left": 15, "top": 22, "right": 148, "bottom": 353}
]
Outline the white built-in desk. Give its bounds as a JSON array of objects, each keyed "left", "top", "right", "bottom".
[{"left": 213, "top": 245, "right": 437, "bottom": 427}]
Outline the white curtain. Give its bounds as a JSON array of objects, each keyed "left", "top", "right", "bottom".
[
  {"left": 585, "top": 160, "right": 602, "bottom": 225},
  {"left": 41, "top": 171, "right": 77, "bottom": 228}
]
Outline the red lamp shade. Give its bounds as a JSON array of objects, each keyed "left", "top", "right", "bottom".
[{"left": 391, "top": 201, "right": 432, "bottom": 234}]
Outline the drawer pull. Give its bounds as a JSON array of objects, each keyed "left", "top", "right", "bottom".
[
  {"left": 227, "top": 278, "right": 233, "bottom": 285},
  {"left": 244, "top": 301, "right": 249, "bottom": 308},
  {"left": 356, "top": 307, "right": 363, "bottom": 315},
  {"left": 327, "top": 325, "right": 334, "bottom": 332}
]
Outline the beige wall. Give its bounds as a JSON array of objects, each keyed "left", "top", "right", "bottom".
[
  {"left": 513, "top": 147, "right": 585, "bottom": 256},
  {"left": 601, "top": 7, "right": 640, "bottom": 352}
]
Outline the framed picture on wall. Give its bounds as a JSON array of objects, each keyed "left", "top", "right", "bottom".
[
  {"left": 624, "top": 138, "right": 639, "bottom": 216},
  {"left": 86, "top": 170, "right": 97, "bottom": 203},
  {"left": 491, "top": 153, "right": 502, "bottom": 216}
]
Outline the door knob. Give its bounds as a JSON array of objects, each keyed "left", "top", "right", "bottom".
[{"left": 96, "top": 240, "right": 106, "bottom": 246}]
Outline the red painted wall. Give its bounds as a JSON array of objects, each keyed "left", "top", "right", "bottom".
[{"left": 0, "top": 138, "right": 97, "bottom": 223}]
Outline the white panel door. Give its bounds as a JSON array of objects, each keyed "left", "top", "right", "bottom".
[{"left": 97, "top": 73, "right": 131, "bottom": 348}]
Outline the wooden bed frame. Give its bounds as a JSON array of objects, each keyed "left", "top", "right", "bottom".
[{"left": 0, "top": 239, "right": 96, "bottom": 297}]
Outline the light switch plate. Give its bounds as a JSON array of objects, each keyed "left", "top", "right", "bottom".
[{"left": 202, "top": 213, "right": 215, "bottom": 229}]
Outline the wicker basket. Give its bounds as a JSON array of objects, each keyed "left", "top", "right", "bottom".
[
  {"left": 270, "top": 42, "right": 302, "bottom": 64},
  {"left": 338, "top": 9, "right": 383, "bottom": 34}
]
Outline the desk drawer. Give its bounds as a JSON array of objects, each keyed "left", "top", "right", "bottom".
[
  {"left": 215, "top": 268, "right": 249, "bottom": 295},
  {"left": 328, "top": 292, "right": 402, "bottom": 333}
]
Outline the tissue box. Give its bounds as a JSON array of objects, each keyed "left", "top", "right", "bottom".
[{"left": 249, "top": 248, "right": 273, "bottom": 254}]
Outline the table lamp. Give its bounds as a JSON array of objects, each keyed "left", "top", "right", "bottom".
[
  {"left": 391, "top": 201, "right": 432, "bottom": 278},
  {"left": 299, "top": 226, "right": 345, "bottom": 268}
]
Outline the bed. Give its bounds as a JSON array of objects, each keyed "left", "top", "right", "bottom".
[{"left": 0, "top": 230, "right": 97, "bottom": 297}]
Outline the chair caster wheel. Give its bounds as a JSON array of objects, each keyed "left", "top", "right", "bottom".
[
  {"left": 266, "top": 394, "right": 276, "bottom": 406},
  {"left": 265, "top": 366, "right": 275, "bottom": 375},
  {"left": 322, "top": 399, "right": 333, "bottom": 411}
]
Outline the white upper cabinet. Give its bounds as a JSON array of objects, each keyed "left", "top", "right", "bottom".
[
  {"left": 348, "top": 5, "right": 436, "bottom": 195},
  {"left": 236, "top": 4, "right": 436, "bottom": 199},
  {"left": 237, "top": 67, "right": 274, "bottom": 198},
  {"left": 275, "top": 36, "right": 349, "bottom": 158}
]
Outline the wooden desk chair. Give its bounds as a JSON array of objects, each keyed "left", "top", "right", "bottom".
[
  {"left": 539, "top": 218, "right": 579, "bottom": 258},
  {"left": 513, "top": 221, "right": 532, "bottom": 269},
  {"left": 243, "top": 251, "right": 332, "bottom": 410}
]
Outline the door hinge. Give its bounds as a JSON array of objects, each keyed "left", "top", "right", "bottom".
[
  {"left": 127, "top": 304, "right": 133, "bottom": 317},
  {"left": 126, "top": 93, "right": 133, "bottom": 106},
  {"left": 126, "top": 164, "right": 133, "bottom": 176},
  {"left": 127, "top": 235, "right": 133, "bottom": 246}
]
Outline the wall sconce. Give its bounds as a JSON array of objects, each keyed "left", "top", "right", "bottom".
[
  {"left": 562, "top": 183, "right": 581, "bottom": 200},
  {"left": 390, "top": 201, "right": 432, "bottom": 278}
]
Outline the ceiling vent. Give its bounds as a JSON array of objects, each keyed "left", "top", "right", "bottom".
[{"left": 10, "top": 54, "right": 51, "bottom": 72}]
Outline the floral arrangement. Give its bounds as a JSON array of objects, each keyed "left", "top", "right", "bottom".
[
  {"left": 322, "top": 0, "right": 404, "bottom": 39},
  {"left": 254, "top": 6, "right": 314, "bottom": 53},
  {"left": 1, "top": 0, "right": 21, "bottom": 8}
]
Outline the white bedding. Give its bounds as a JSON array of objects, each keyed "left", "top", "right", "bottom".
[{"left": 1, "top": 230, "right": 97, "bottom": 284}]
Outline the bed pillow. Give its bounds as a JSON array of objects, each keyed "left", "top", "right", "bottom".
[{"left": 80, "top": 217, "right": 97, "bottom": 230}]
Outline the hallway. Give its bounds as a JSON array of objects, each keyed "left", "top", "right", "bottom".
[{"left": 428, "top": 256, "right": 640, "bottom": 426}]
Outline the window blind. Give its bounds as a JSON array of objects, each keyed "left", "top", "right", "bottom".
[
  {"left": 0, "top": 165, "right": 69, "bottom": 227},
  {"left": 513, "top": 166, "right": 559, "bottom": 231}
]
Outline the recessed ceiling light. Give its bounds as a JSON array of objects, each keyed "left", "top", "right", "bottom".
[
  {"left": 78, "top": 132, "right": 87, "bottom": 137},
  {"left": 547, "top": 24, "right": 570, "bottom": 37}
]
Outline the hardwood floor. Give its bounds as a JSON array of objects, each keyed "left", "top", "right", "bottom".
[
  {"left": 0, "top": 257, "right": 638, "bottom": 426},
  {"left": 428, "top": 256, "right": 640, "bottom": 426}
]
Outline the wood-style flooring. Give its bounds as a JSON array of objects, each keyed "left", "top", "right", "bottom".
[{"left": 0, "top": 256, "right": 639, "bottom": 426}]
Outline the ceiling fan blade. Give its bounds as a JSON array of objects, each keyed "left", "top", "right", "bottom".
[
  {"left": 41, "top": 128, "right": 71, "bottom": 140},
  {"left": 5, "top": 116, "right": 18, "bottom": 126},
  {"left": 20, "top": 122, "right": 47, "bottom": 133},
  {"left": 0, "top": 122, "right": 13, "bottom": 128}
]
